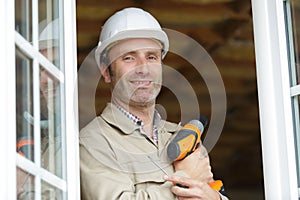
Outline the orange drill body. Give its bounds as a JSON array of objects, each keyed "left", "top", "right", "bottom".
[{"left": 167, "top": 119, "right": 225, "bottom": 195}]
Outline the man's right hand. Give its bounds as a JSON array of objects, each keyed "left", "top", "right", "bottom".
[{"left": 173, "top": 146, "right": 213, "bottom": 183}]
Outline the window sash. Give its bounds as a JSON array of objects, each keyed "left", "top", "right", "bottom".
[
  {"left": 13, "top": 0, "right": 79, "bottom": 199},
  {"left": 252, "top": 0, "right": 298, "bottom": 198},
  {"left": 15, "top": 0, "right": 67, "bottom": 196}
]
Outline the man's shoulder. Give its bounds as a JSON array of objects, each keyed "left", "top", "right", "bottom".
[{"left": 79, "top": 116, "right": 107, "bottom": 137}]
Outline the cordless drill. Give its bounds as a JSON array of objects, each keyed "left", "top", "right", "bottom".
[{"left": 167, "top": 116, "right": 225, "bottom": 195}]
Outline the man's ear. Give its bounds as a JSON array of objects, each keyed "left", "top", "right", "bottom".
[{"left": 100, "top": 63, "right": 111, "bottom": 83}]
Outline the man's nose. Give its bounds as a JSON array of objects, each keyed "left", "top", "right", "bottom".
[{"left": 135, "top": 58, "right": 149, "bottom": 74}]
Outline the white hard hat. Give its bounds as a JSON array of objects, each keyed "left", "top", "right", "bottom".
[
  {"left": 94, "top": 7, "right": 169, "bottom": 67},
  {"left": 39, "top": 18, "right": 59, "bottom": 50}
]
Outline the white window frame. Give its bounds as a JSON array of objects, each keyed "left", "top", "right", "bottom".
[
  {"left": 0, "top": 0, "right": 79, "bottom": 199},
  {"left": 252, "top": 0, "right": 299, "bottom": 199},
  {"left": 0, "top": 1, "right": 17, "bottom": 199},
  {"left": 63, "top": 0, "right": 80, "bottom": 199}
]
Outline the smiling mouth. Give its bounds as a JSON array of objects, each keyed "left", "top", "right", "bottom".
[{"left": 130, "top": 81, "right": 152, "bottom": 87}]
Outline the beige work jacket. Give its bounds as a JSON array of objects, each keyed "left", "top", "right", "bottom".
[
  {"left": 80, "top": 103, "right": 183, "bottom": 200},
  {"left": 80, "top": 103, "right": 228, "bottom": 200}
]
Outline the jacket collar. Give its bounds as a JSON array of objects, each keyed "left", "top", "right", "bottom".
[
  {"left": 100, "top": 103, "right": 180, "bottom": 135},
  {"left": 101, "top": 103, "right": 138, "bottom": 134}
]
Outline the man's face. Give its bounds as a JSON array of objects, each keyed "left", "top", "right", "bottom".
[
  {"left": 39, "top": 47, "right": 59, "bottom": 108},
  {"left": 105, "top": 38, "right": 163, "bottom": 106}
]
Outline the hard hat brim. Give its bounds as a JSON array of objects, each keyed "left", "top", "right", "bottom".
[
  {"left": 95, "top": 29, "right": 169, "bottom": 67},
  {"left": 39, "top": 39, "right": 59, "bottom": 50}
]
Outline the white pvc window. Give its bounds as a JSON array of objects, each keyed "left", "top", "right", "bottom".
[
  {"left": 0, "top": 1, "right": 17, "bottom": 199},
  {"left": 252, "top": 0, "right": 300, "bottom": 199},
  {"left": 285, "top": 0, "right": 300, "bottom": 195},
  {"left": 0, "top": 0, "right": 79, "bottom": 199}
]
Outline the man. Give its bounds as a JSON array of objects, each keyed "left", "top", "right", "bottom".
[{"left": 80, "top": 7, "right": 228, "bottom": 200}]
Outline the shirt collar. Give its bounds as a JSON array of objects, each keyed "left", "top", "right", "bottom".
[{"left": 113, "top": 103, "right": 144, "bottom": 127}]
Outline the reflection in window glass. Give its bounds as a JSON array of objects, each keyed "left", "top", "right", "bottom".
[
  {"left": 15, "top": 0, "right": 32, "bottom": 41},
  {"left": 42, "top": 180, "right": 64, "bottom": 199},
  {"left": 16, "top": 46, "right": 64, "bottom": 197},
  {"left": 291, "top": 0, "right": 300, "bottom": 84},
  {"left": 40, "top": 66, "right": 63, "bottom": 177},
  {"left": 17, "top": 167, "right": 35, "bottom": 200},
  {"left": 15, "top": 49, "right": 63, "bottom": 178},
  {"left": 38, "top": 0, "right": 61, "bottom": 69},
  {"left": 16, "top": 49, "right": 35, "bottom": 162},
  {"left": 293, "top": 95, "right": 300, "bottom": 184},
  {"left": 289, "top": 0, "right": 300, "bottom": 190},
  {"left": 15, "top": 0, "right": 66, "bottom": 199},
  {"left": 39, "top": 18, "right": 61, "bottom": 68}
]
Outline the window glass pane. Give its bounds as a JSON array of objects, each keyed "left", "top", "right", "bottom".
[
  {"left": 292, "top": 95, "right": 300, "bottom": 183},
  {"left": 37, "top": 0, "right": 66, "bottom": 179},
  {"left": 38, "top": 0, "right": 64, "bottom": 178},
  {"left": 38, "top": 0, "right": 59, "bottom": 21},
  {"left": 42, "top": 180, "right": 64, "bottom": 199},
  {"left": 15, "top": 49, "right": 37, "bottom": 198},
  {"left": 17, "top": 167, "right": 35, "bottom": 200},
  {"left": 16, "top": 49, "right": 34, "bottom": 162},
  {"left": 38, "top": 0, "right": 62, "bottom": 69},
  {"left": 40, "top": 65, "right": 63, "bottom": 177},
  {"left": 15, "top": 0, "right": 32, "bottom": 41},
  {"left": 290, "top": 0, "right": 300, "bottom": 84}
]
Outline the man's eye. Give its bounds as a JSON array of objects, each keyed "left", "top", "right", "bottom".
[
  {"left": 123, "top": 56, "right": 134, "bottom": 61},
  {"left": 148, "top": 55, "right": 157, "bottom": 60}
]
